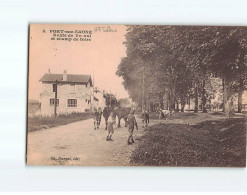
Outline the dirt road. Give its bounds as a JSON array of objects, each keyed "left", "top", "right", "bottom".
[
  {"left": 27, "top": 112, "right": 237, "bottom": 166},
  {"left": 27, "top": 117, "right": 145, "bottom": 166}
]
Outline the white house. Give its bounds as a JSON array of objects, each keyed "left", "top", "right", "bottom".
[{"left": 39, "top": 70, "right": 93, "bottom": 115}]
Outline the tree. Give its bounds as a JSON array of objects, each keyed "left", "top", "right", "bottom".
[
  {"left": 207, "top": 27, "right": 247, "bottom": 117},
  {"left": 118, "top": 98, "right": 131, "bottom": 107},
  {"left": 117, "top": 25, "right": 247, "bottom": 118}
]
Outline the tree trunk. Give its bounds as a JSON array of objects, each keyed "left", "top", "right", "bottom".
[
  {"left": 167, "top": 89, "right": 170, "bottom": 110},
  {"left": 208, "top": 99, "right": 212, "bottom": 111},
  {"left": 159, "top": 94, "right": 164, "bottom": 110},
  {"left": 150, "top": 102, "right": 154, "bottom": 112},
  {"left": 164, "top": 90, "right": 169, "bottom": 110},
  {"left": 224, "top": 76, "right": 235, "bottom": 118},
  {"left": 175, "top": 100, "right": 179, "bottom": 112},
  {"left": 194, "top": 83, "right": 198, "bottom": 113},
  {"left": 222, "top": 78, "right": 225, "bottom": 112},
  {"left": 188, "top": 95, "right": 190, "bottom": 112},
  {"left": 181, "top": 99, "right": 185, "bottom": 112},
  {"left": 170, "top": 83, "right": 176, "bottom": 111},
  {"left": 202, "top": 79, "right": 207, "bottom": 113},
  {"left": 238, "top": 78, "right": 244, "bottom": 113}
]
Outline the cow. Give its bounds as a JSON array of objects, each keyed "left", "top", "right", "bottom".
[
  {"left": 159, "top": 109, "right": 172, "bottom": 120},
  {"left": 103, "top": 106, "right": 131, "bottom": 129}
]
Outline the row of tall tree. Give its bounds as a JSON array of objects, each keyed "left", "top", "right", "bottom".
[{"left": 116, "top": 26, "right": 247, "bottom": 118}]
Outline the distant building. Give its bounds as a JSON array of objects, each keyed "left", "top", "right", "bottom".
[
  {"left": 241, "top": 91, "right": 247, "bottom": 111},
  {"left": 39, "top": 70, "right": 93, "bottom": 115}
]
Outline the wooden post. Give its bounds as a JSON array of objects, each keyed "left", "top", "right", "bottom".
[{"left": 54, "top": 79, "right": 58, "bottom": 118}]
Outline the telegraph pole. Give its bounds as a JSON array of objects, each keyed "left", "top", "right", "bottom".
[{"left": 54, "top": 79, "right": 58, "bottom": 118}]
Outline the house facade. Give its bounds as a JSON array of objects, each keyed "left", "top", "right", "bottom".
[{"left": 39, "top": 70, "right": 93, "bottom": 115}]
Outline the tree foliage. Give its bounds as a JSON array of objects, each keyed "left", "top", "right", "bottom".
[{"left": 116, "top": 25, "right": 247, "bottom": 117}]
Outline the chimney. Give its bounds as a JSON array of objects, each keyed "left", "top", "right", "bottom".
[
  {"left": 48, "top": 68, "right": 51, "bottom": 74},
  {"left": 63, "top": 70, "right": 67, "bottom": 81}
]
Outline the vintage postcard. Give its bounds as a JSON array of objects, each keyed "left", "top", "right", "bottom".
[{"left": 27, "top": 24, "right": 246, "bottom": 166}]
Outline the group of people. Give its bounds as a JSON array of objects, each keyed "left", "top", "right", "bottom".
[
  {"left": 93, "top": 107, "right": 150, "bottom": 145},
  {"left": 93, "top": 106, "right": 172, "bottom": 144},
  {"left": 105, "top": 109, "right": 139, "bottom": 145}
]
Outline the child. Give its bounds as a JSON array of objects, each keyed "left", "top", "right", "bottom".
[
  {"left": 94, "top": 108, "right": 100, "bottom": 130},
  {"left": 106, "top": 112, "right": 115, "bottom": 141},
  {"left": 126, "top": 109, "right": 138, "bottom": 145}
]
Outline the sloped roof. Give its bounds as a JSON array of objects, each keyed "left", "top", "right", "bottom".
[{"left": 40, "top": 73, "right": 92, "bottom": 86}]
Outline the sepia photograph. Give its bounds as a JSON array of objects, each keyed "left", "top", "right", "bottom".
[{"left": 27, "top": 24, "right": 246, "bottom": 167}]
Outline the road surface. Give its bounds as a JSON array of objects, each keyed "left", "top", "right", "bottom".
[{"left": 27, "top": 117, "right": 145, "bottom": 166}]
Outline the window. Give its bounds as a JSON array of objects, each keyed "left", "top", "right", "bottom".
[
  {"left": 70, "top": 84, "right": 75, "bottom": 93},
  {"left": 52, "top": 84, "right": 57, "bottom": 92},
  {"left": 68, "top": 99, "right": 77, "bottom": 107},
  {"left": 50, "top": 99, "right": 59, "bottom": 106}
]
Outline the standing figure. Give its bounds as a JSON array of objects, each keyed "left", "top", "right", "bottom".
[
  {"left": 146, "top": 110, "right": 149, "bottom": 124},
  {"left": 106, "top": 112, "right": 116, "bottom": 141},
  {"left": 94, "top": 108, "right": 100, "bottom": 130},
  {"left": 98, "top": 107, "right": 102, "bottom": 125},
  {"left": 142, "top": 110, "right": 149, "bottom": 128},
  {"left": 126, "top": 109, "right": 138, "bottom": 145}
]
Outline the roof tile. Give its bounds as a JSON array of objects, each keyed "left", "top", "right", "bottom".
[{"left": 40, "top": 73, "right": 92, "bottom": 85}]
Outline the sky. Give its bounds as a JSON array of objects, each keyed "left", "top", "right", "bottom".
[{"left": 28, "top": 24, "right": 128, "bottom": 100}]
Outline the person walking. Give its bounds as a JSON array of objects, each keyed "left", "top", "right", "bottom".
[
  {"left": 98, "top": 107, "right": 102, "bottom": 125},
  {"left": 142, "top": 109, "right": 149, "bottom": 128},
  {"left": 106, "top": 112, "right": 116, "bottom": 141},
  {"left": 126, "top": 109, "right": 138, "bottom": 145},
  {"left": 93, "top": 108, "right": 100, "bottom": 130}
]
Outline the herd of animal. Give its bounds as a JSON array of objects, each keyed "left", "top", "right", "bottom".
[
  {"left": 94, "top": 106, "right": 132, "bottom": 130},
  {"left": 93, "top": 106, "right": 174, "bottom": 130}
]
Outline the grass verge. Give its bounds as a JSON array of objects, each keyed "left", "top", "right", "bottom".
[
  {"left": 28, "top": 112, "right": 93, "bottom": 132},
  {"left": 131, "top": 114, "right": 246, "bottom": 167}
]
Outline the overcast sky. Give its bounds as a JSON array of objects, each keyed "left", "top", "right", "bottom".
[{"left": 28, "top": 24, "right": 128, "bottom": 100}]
